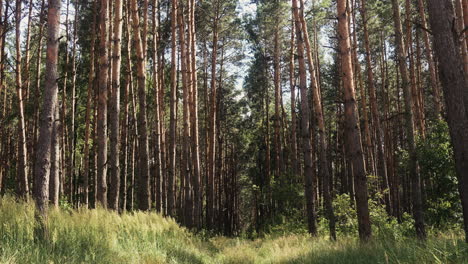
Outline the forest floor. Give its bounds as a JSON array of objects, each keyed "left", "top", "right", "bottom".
[{"left": 0, "top": 197, "right": 467, "bottom": 264}]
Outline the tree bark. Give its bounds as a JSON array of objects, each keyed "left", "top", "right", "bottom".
[
  {"left": 207, "top": 0, "right": 219, "bottom": 229},
  {"left": 33, "top": 0, "right": 61, "bottom": 224},
  {"left": 337, "top": 0, "right": 371, "bottom": 241},
  {"left": 15, "top": 0, "right": 29, "bottom": 199},
  {"left": 130, "top": 0, "right": 151, "bottom": 211},
  {"left": 109, "top": 0, "right": 123, "bottom": 210},
  {"left": 152, "top": 0, "right": 163, "bottom": 213},
  {"left": 189, "top": 0, "right": 201, "bottom": 229},
  {"left": 416, "top": 0, "right": 442, "bottom": 117},
  {"left": 292, "top": 0, "right": 317, "bottom": 236},
  {"left": 83, "top": 1, "right": 97, "bottom": 209},
  {"left": 360, "top": 0, "right": 391, "bottom": 214},
  {"left": 299, "top": 0, "right": 336, "bottom": 240},
  {"left": 168, "top": 0, "right": 178, "bottom": 217},
  {"left": 97, "top": 0, "right": 109, "bottom": 208},
  {"left": 391, "top": 0, "right": 426, "bottom": 239}
]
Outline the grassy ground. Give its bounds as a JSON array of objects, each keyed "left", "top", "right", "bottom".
[{"left": 0, "top": 197, "right": 467, "bottom": 264}]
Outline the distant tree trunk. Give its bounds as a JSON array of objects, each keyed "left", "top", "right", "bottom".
[
  {"left": 189, "top": 0, "right": 201, "bottom": 229},
  {"left": 207, "top": 0, "right": 219, "bottom": 229},
  {"left": 130, "top": 0, "right": 151, "bottom": 211},
  {"left": 83, "top": 1, "right": 97, "bottom": 209},
  {"left": 61, "top": 0, "right": 70, "bottom": 201},
  {"left": 350, "top": 0, "right": 374, "bottom": 176},
  {"left": 152, "top": 0, "right": 162, "bottom": 213},
  {"left": 292, "top": 0, "right": 317, "bottom": 236},
  {"left": 177, "top": 1, "right": 194, "bottom": 227},
  {"left": 122, "top": 1, "right": 134, "bottom": 212},
  {"left": 33, "top": 0, "right": 61, "bottom": 223},
  {"left": 405, "top": 0, "right": 425, "bottom": 137},
  {"left": 69, "top": 3, "right": 79, "bottom": 205},
  {"left": 97, "top": 0, "right": 109, "bottom": 208},
  {"left": 24, "top": 0, "right": 33, "bottom": 120},
  {"left": 109, "top": 0, "right": 123, "bottom": 210},
  {"left": 426, "top": 0, "right": 468, "bottom": 243},
  {"left": 416, "top": 0, "right": 442, "bottom": 117},
  {"left": 337, "top": 0, "right": 372, "bottom": 241},
  {"left": 299, "top": 0, "right": 336, "bottom": 240},
  {"left": 390, "top": 0, "right": 426, "bottom": 240},
  {"left": 15, "top": 0, "right": 29, "bottom": 199},
  {"left": 273, "top": 3, "right": 282, "bottom": 181},
  {"left": 168, "top": 0, "right": 178, "bottom": 217},
  {"left": 289, "top": 17, "right": 298, "bottom": 175},
  {"left": 32, "top": 0, "right": 48, "bottom": 189},
  {"left": 360, "top": 0, "right": 391, "bottom": 214},
  {"left": 49, "top": 105, "right": 60, "bottom": 208}
]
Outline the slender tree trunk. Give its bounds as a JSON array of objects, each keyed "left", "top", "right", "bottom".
[
  {"left": 152, "top": 0, "right": 162, "bottom": 213},
  {"left": 122, "top": 1, "right": 134, "bottom": 212},
  {"left": 292, "top": 0, "right": 317, "bottom": 236},
  {"left": 97, "top": 0, "right": 109, "bottom": 208},
  {"left": 416, "top": 0, "right": 442, "bottom": 117},
  {"left": 15, "top": 0, "right": 29, "bottom": 199},
  {"left": 69, "top": 3, "right": 79, "bottom": 205},
  {"left": 168, "top": 0, "right": 178, "bottom": 217},
  {"left": 189, "top": 0, "right": 201, "bottom": 229},
  {"left": 108, "top": 0, "right": 123, "bottom": 210},
  {"left": 337, "top": 0, "right": 371, "bottom": 241},
  {"left": 61, "top": 0, "right": 70, "bottom": 201},
  {"left": 130, "top": 0, "right": 151, "bottom": 211},
  {"left": 299, "top": 0, "right": 336, "bottom": 239},
  {"left": 177, "top": 1, "right": 194, "bottom": 227},
  {"left": 207, "top": 1, "right": 219, "bottom": 229},
  {"left": 49, "top": 105, "right": 60, "bottom": 208},
  {"left": 360, "top": 0, "right": 391, "bottom": 214},
  {"left": 273, "top": 2, "right": 282, "bottom": 181},
  {"left": 289, "top": 17, "right": 298, "bottom": 175},
  {"left": 83, "top": 1, "right": 97, "bottom": 209},
  {"left": 391, "top": 0, "right": 426, "bottom": 239},
  {"left": 426, "top": 0, "right": 468, "bottom": 243}
]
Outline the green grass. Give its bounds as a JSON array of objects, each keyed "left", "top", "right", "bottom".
[{"left": 0, "top": 197, "right": 467, "bottom": 264}]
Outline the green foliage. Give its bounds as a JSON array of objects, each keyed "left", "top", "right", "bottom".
[{"left": 417, "top": 120, "right": 461, "bottom": 228}]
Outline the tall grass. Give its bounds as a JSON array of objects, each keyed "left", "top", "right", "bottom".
[{"left": 0, "top": 196, "right": 466, "bottom": 263}]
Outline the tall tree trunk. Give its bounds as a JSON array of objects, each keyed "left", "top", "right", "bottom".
[
  {"left": 109, "top": 0, "right": 123, "bottom": 210},
  {"left": 152, "top": 0, "right": 162, "bottom": 213},
  {"left": 360, "top": 0, "right": 391, "bottom": 214},
  {"left": 83, "top": 1, "right": 97, "bottom": 209},
  {"left": 207, "top": 0, "right": 219, "bottom": 229},
  {"left": 189, "top": 0, "right": 201, "bottom": 229},
  {"left": 289, "top": 17, "right": 298, "bottom": 176},
  {"left": 299, "top": 0, "right": 336, "bottom": 240},
  {"left": 15, "top": 0, "right": 29, "bottom": 199},
  {"left": 168, "top": 0, "right": 178, "bottom": 217},
  {"left": 337, "top": 0, "right": 371, "bottom": 241},
  {"left": 97, "top": 0, "right": 109, "bottom": 208},
  {"left": 178, "top": 1, "right": 194, "bottom": 227},
  {"left": 416, "top": 0, "right": 442, "bottom": 117},
  {"left": 292, "top": 0, "right": 317, "bottom": 236},
  {"left": 273, "top": 2, "right": 282, "bottom": 182},
  {"left": 390, "top": 0, "right": 426, "bottom": 239},
  {"left": 130, "top": 0, "right": 151, "bottom": 211},
  {"left": 426, "top": 0, "right": 468, "bottom": 243},
  {"left": 61, "top": 0, "right": 70, "bottom": 201},
  {"left": 33, "top": 0, "right": 61, "bottom": 233}
]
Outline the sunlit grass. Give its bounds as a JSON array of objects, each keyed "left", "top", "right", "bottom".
[{"left": 0, "top": 196, "right": 466, "bottom": 263}]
